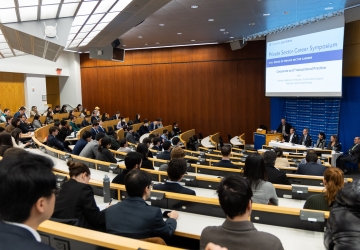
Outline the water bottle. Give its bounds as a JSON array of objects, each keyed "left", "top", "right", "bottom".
[{"left": 103, "top": 175, "right": 111, "bottom": 203}]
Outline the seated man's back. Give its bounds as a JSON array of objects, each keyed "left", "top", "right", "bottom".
[
  {"left": 295, "top": 152, "right": 327, "bottom": 176},
  {"left": 213, "top": 145, "right": 237, "bottom": 168}
]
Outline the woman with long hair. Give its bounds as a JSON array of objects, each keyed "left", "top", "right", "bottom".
[
  {"left": 243, "top": 153, "right": 278, "bottom": 205},
  {"left": 96, "top": 136, "right": 117, "bottom": 163},
  {"left": 60, "top": 105, "right": 67, "bottom": 114},
  {"left": 274, "top": 147, "right": 290, "bottom": 167},
  {"left": 315, "top": 132, "right": 326, "bottom": 149},
  {"left": 11, "top": 128, "right": 30, "bottom": 148},
  {"left": 327, "top": 135, "right": 342, "bottom": 152},
  {"left": 32, "top": 114, "right": 42, "bottom": 129},
  {"left": 303, "top": 168, "right": 344, "bottom": 211},
  {"left": 136, "top": 143, "right": 154, "bottom": 170},
  {"left": 0, "top": 132, "right": 14, "bottom": 156}
]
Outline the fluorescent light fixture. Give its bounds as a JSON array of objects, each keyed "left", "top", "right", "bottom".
[
  {"left": 81, "top": 24, "right": 96, "bottom": 32},
  {"left": 101, "top": 11, "right": 119, "bottom": 22},
  {"left": 94, "top": 0, "right": 116, "bottom": 14},
  {"left": 42, "top": 0, "right": 61, "bottom": 4},
  {"left": 18, "top": 0, "right": 38, "bottom": 7},
  {"left": 77, "top": 1, "right": 98, "bottom": 15},
  {"left": 126, "top": 42, "right": 218, "bottom": 50},
  {"left": 72, "top": 15, "right": 88, "bottom": 26},
  {"left": 87, "top": 13, "right": 104, "bottom": 24},
  {"left": 67, "top": 33, "right": 76, "bottom": 40},
  {"left": 177, "top": 33, "right": 182, "bottom": 34},
  {"left": 191, "top": 5, "right": 198, "bottom": 9},
  {"left": 94, "top": 22, "right": 109, "bottom": 31},
  {"left": 138, "top": 36, "right": 142, "bottom": 38},
  {"left": 72, "top": 38, "right": 84, "bottom": 44},
  {"left": 63, "top": 49, "right": 78, "bottom": 52},
  {"left": 1, "top": 0, "right": 16, "bottom": 8},
  {"left": 111, "top": 0, "right": 132, "bottom": 12},
  {"left": 220, "top": 29, "right": 225, "bottom": 31},
  {"left": 87, "top": 30, "right": 100, "bottom": 38},
  {"left": 74, "top": 32, "right": 88, "bottom": 39},
  {"left": 41, "top": 4, "right": 59, "bottom": 19},
  {"left": 63, "top": 0, "right": 80, "bottom": 3},
  {"left": 59, "top": 3, "right": 79, "bottom": 17},
  {"left": 70, "top": 26, "right": 82, "bottom": 34},
  {"left": 263, "top": 13, "right": 270, "bottom": 16},
  {"left": 159, "top": 24, "right": 164, "bottom": 26},
  {"left": 191, "top": 40, "right": 195, "bottom": 41},
  {"left": 208, "top": 19, "right": 214, "bottom": 21},
  {"left": 0, "top": 8, "right": 17, "bottom": 23},
  {"left": 19, "top": 6, "right": 38, "bottom": 21}
]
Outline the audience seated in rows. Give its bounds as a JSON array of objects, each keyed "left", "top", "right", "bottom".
[
  {"left": 47, "top": 126, "right": 65, "bottom": 151},
  {"left": 106, "top": 170, "right": 178, "bottom": 240},
  {"left": 81, "top": 116, "right": 91, "bottom": 127},
  {"left": 136, "top": 143, "right": 154, "bottom": 170},
  {"left": 79, "top": 132, "right": 105, "bottom": 159},
  {"left": 0, "top": 152, "right": 56, "bottom": 250},
  {"left": 148, "top": 119, "right": 160, "bottom": 131},
  {"left": 159, "top": 147, "right": 187, "bottom": 171},
  {"left": 274, "top": 148, "right": 290, "bottom": 167},
  {"left": 336, "top": 136, "right": 360, "bottom": 174},
  {"left": 138, "top": 119, "right": 150, "bottom": 136},
  {"left": 30, "top": 106, "right": 39, "bottom": 117},
  {"left": 263, "top": 151, "right": 290, "bottom": 185},
  {"left": 117, "top": 138, "right": 131, "bottom": 153},
  {"left": 172, "top": 137, "right": 180, "bottom": 147},
  {"left": 19, "top": 114, "right": 31, "bottom": 134},
  {"left": 200, "top": 175, "right": 284, "bottom": 250},
  {"left": 125, "top": 126, "right": 136, "bottom": 144},
  {"left": 69, "top": 116, "right": 80, "bottom": 132},
  {"left": 5, "top": 118, "right": 19, "bottom": 133},
  {"left": 32, "top": 114, "right": 42, "bottom": 129},
  {"left": 116, "top": 116, "right": 127, "bottom": 130},
  {"left": 46, "top": 109, "right": 54, "bottom": 124},
  {"left": 5, "top": 115, "right": 13, "bottom": 127},
  {"left": 60, "top": 105, "right": 67, "bottom": 114},
  {"left": 13, "top": 106, "right": 26, "bottom": 119},
  {"left": 327, "top": 134, "right": 342, "bottom": 151},
  {"left": 67, "top": 110, "right": 75, "bottom": 120},
  {"left": 324, "top": 179, "right": 360, "bottom": 249},
  {"left": 57, "top": 120, "right": 73, "bottom": 142},
  {"left": 244, "top": 153, "right": 278, "bottom": 205},
  {"left": 112, "top": 152, "right": 142, "bottom": 185},
  {"left": 53, "top": 105, "right": 60, "bottom": 114},
  {"left": 91, "top": 111, "right": 99, "bottom": 123},
  {"left": 303, "top": 168, "right": 344, "bottom": 211},
  {"left": 98, "top": 120, "right": 106, "bottom": 134},
  {"left": 151, "top": 137, "right": 161, "bottom": 151},
  {"left": 72, "top": 131, "right": 92, "bottom": 155},
  {"left": 142, "top": 137, "right": 153, "bottom": 158},
  {"left": 212, "top": 145, "right": 237, "bottom": 168},
  {"left": 53, "top": 161, "right": 106, "bottom": 231},
  {"left": 299, "top": 149, "right": 322, "bottom": 165},
  {"left": 296, "top": 152, "right": 327, "bottom": 176},
  {"left": 0, "top": 132, "right": 13, "bottom": 156},
  {"left": 157, "top": 141, "right": 171, "bottom": 161},
  {"left": 154, "top": 159, "right": 196, "bottom": 195},
  {"left": 96, "top": 136, "right": 117, "bottom": 163},
  {"left": 108, "top": 131, "right": 120, "bottom": 150}
]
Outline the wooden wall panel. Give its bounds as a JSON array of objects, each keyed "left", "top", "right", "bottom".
[
  {"left": 80, "top": 41, "right": 269, "bottom": 143},
  {"left": 0, "top": 72, "right": 25, "bottom": 113}
]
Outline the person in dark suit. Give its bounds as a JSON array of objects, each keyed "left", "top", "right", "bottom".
[
  {"left": 136, "top": 143, "right": 154, "bottom": 169},
  {"left": 276, "top": 118, "right": 291, "bottom": 141},
  {"left": 148, "top": 119, "right": 159, "bottom": 131},
  {"left": 18, "top": 114, "right": 30, "bottom": 133},
  {"left": 91, "top": 111, "right": 99, "bottom": 123},
  {"left": 139, "top": 119, "right": 150, "bottom": 136},
  {"left": 213, "top": 145, "right": 237, "bottom": 168},
  {"left": 96, "top": 136, "right": 117, "bottom": 163},
  {"left": 126, "top": 125, "right": 137, "bottom": 144},
  {"left": 263, "top": 150, "right": 290, "bottom": 185},
  {"left": 154, "top": 159, "right": 196, "bottom": 195},
  {"left": 81, "top": 116, "right": 91, "bottom": 127},
  {"left": 112, "top": 111, "right": 121, "bottom": 120},
  {"left": 106, "top": 170, "right": 178, "bottom": 239},
  {"left": 112, "top": 152, "right": 143, "bottom": 185},
  {"left": 296, "top": 152, "right": 327, "bottom": 176},
  {"left": 327, "top": 134, "right": 342, "bottom": 152},
  {"left": 151, "top": 137, "right": 161, "bottom": 151},
  {"left": 47, "top": 126, "right": 65, "bottom": 151},
  {"left": 98, "top": 120, "right": 106, "bottom": 134},
  {"left": 200, "top": 175, "right": 284, "bottom": 250},
  {"left": 91, "top": 121, "right": 100, "bottom": 140},
  {"left": 283, "top": 127, "right": 298, "bottom": 144},
  {"left": 157, "top": 141, "right": 171, "bottom": 160},
  {"left": 298, "top": 128, "right": 312, "bottom": 147},
  {"left": 134, "top": 114, "right": 141, "bottom": 124},
  {"left": 0, "top": 152, "right": 57, "bottom": 250},
  {"left": 56, "top": 120, "right": 73, "bottom": 142},
  {"left": 53, "top": 161, "right": 106, "bottom": 230},
  {"left": 172, "top": 122, "right": 181, "bottom": 136},
  {"left": 72, "top": 131, "right": 92, "bottom": 155},
  {"left": 336, "top": 136, "right": 360, "bottom": 173}
]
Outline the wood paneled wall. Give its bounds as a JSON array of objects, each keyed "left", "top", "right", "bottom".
[
  {"left": 46, "top": 76, "right": 60, "bottom": 109},
  {"left": 343, "top": 20, "right": 360, "bottom": 76},
  {"left": 80, "top": 41, "right": 269, "bottom": 143},
  {"left": 0, "top": 72, "right": 25, "bottom": 113}
]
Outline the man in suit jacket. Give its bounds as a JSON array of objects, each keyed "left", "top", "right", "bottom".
[
  {"left": 98, "top": 120, "right": 107, "bottom": 134},
  {"left": 57, "top": 120, "right": 73, "bottom": 142},
  {"left": 151, "top": 137, "right": 161, "bottom": 151},
  {"left": 200, "top": 175, "right": 284, "bottom": 250},
  {"left": 0, "top": 152, "right": 56, "bottom": 250},
  {"left": 126, "top": 126, "right": 137, "bottom": 144},
  {"left": 72, "top": 131, "right": 92, "bottom": 155},
  {"left": 47, "top": 126, "right": 65, "bottom": 151},
  {"left": 213, "top": 145, "right": 237, "bottom": 168},
  {"left": 263, "top": 151, "right": 290, "bottom": 185},
  {"left": 154, "top": 159, "right": 196, "bottom": 195},
  {"left": 112, "top": 111, "right": 121, "bottom": 120},
  {"left": 80, "top": 132, "right": 105, "bottom": 158},
  {"left": 139, "top": 119, "right": 150, "bottom": 136},
  {"left": 276, "top": 118, "right": 291, "bottom": 141},
  {"left": 91, "top": 121, "right": 100, "bottom": 140},
  {"left": 296, "top": 152, "right": 327, "bottom": 176},
  {"left": 336, "top": 137, "right": 360, "bottom": 173},
  {"left": 19, "top": 114, "right": 30, "bottom": 133},
  {"left": 106, "top": 170, "right": 178, "bottom": 239},
  {"left": 284, "top": 127, "right": 298, "bottom": 144},
  {"left": 148, "top": 119, "right": 159, "bottom": 131},
  {"left": 298, "top": 128, "right": 312, "bottom": 147},
  {"left": 91, "top": 111, "right": 99, "bottom": 123},
  {"left": 157, "top": 141, "right": 171, "bottom": 160},
  {"left": 172, "top": 122, "right": 181, "bottom": 136},
  {"left": 112, "top": 152, "right": 142, "bottom": 185}
]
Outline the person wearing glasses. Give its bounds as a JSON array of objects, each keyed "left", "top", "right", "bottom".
[{"left": 52, "top": 161, "right": 106, "bottom": 231}]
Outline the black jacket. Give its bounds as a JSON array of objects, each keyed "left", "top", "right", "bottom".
[
  {"left": 56, "top": 127, "right": 72, "bottom": 142},
  {"left": 298, "top": 134, "right": 312, "bottom": 147},
  {"left": 276, "top": 122, "right": 291, "bottom": 135},
  {"left": 213, "top": 159, "right": 238, "bottom": 169},
  {"left": 296, "top": 162, "right": 327, "bottom": 176},
  {"left": 47, "top": 134, "right": 65, "bottom": 151},
  {"left": 112, "top": 169, "right": 130, "bottom": 185},
  {"left": 18, "top": 121, "right": 30, "bottom": 133},
  {"left": 157, "top": 151, "right": 171, "bottom": 161},
  {"left": 81, "top": 119, "right": 91, "bottom": 127},
  {"left": 53, "top": 179, "right": 106, "bottom": 230},
  {"left": 96, "top": 148, "right": 117, "bottom": 163},
  {"left": 347, "top": 144, "right": 360, "bottom": 163},
  {"left": 327, "top": 142, "right": 342, "bottom": 152},
  {"left": 264, "top": 163, "right": 290, "bottom": 185},
  {"left": 153, "top": 182, "right": 196, "bottom": 195},
  {"left": 172, "top": 127, "right": 181, "bottom": 136},
  {"left": 141, "top": 158, "right": 154, "bottom": 170},
  {"left": 286, "top": 133, "right": 299, "bottom": 144},
  {"left": 139, "top": 125, "right": 150, "bottom": 136},
  {"left": 324, "top": 180, "right": 360, "bottom": 250}
]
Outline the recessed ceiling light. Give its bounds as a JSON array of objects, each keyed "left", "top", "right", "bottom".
[
  {"left": 208, "top": 19, "right": 214, "bottom": 21},
  {"left": 230, "top": 36, "right": 234, "bottom": 39},
  {"left": 249, "top": 23, "right": 255, "bottom": 25},
  {"left": 191, "top": 5, "right": 198, "bottom": 9},
  {"left": 283, "top": 11, "right": 290, "bottom": 14},
  {"left": 159, "top": 24, "right": 164, "bottom": 26},
  {"left": 156, "top": 42, "right": 160, "bottom": 44},
  {"left": 220, "top": 29, "right": 225, "bottom": 31},
  {"left": 145, "top": 44, "right": 148, "bottom": 45},
  {"left": 263, "top": 13, "right": 270, "bottom": 16},
  {"left": 123, "top": 45, "right": 126, "bottom": 46},
  {"left": 325, "top": 6, "right": 333, "bottom": 10},
  {"left": 191, "top": 40, "right": 195, "bottom": 41},
  {"left": 138, "top": 36, "right": 142, "bottom": 38},
  {"left": 177, "top": 33, "right": 182, "bottom": 35},
  {"left": 224, "top": 32, "right": 229, "bottom": 34}
]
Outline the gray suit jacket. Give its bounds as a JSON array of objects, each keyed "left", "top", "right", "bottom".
[{"left": 200, "top": 219, "right": 283, "bottom": 250}]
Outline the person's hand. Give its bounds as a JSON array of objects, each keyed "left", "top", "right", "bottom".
[
  {"left": 205, "top": 243, "right": 228, "bottom": 250},
  {"left": 25, "top": 142, "right": 31, "bottom": 146},
  {"left": 168, "top": 211, "right": 179, "bottom": 219}
]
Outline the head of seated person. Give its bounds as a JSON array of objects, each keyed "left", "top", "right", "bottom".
[
  {"left": 68, "top": 161, "right": 91, "bottom": 184},
  {"left": 95, "top": 132, "right": 106, "bottom": 146},
  {"left": 274, "top": 147, "right": 284, "bottom": 158},
  {"left": 0, "top": 127, "right": 5, "bottom": 133},
  {"left": 70, "top": 115, "right": 76, "bottom": 123},
  {"left": 125, "top": 152, "right": 143, "bottom": 170},
  {"left": 54, "top": 121, "right": 60, "bottom": 128},
  {"left": 119, "top": 138, "right": 128, "bottom": 148},
  {"left": 0, "top": 132, "right": 14, "bottom": 156},
  {"left": 11, "top": 128, "right": 23, "bottom": 145},
  {"left": 167, "top": 158, "right": 187, "bottom": 182},
  {"left": 11, "top": 118, "right": 20, "bottom": 128},
  {"left": 306, "top": 152, "right": 318, "bottom": 163},
  {"left": 151, "top": 137, "right": 160, "bottom": 148},
  {"left": 49, "top": 126, "right": 59, "bottom": 137},
  {"left": 244, "top": 153, "right": 268, "bottom": 189},
  {"left": 221, "top": 145, "right": 232, "bottom": 160},
  {"left": 98, "top": 136, "right": 111, "bottom": 153},
  {"left": 148, "top": 134, "right": 155, "bottom": 140},
  {"left": 136, "top": 143, "right": 149, "bottom": 160},
  {"left": 162, "top": 141, "right": 171, "bottom": 152},
  {"left": 6, "top": 115, "right": 13, "bottom": 125},
  {"left": 60, "top": 119, "right": 69, "bottom": 128},
  {"left": 108, "top": 130, "right": 118, "bottom": 140},
  {"left": 81, "top": 131, "right": 92, "bottom": 142},
  {"left": 172, "top": 137, "right": 180, "bottom": 147},
  {"left": 3, "top": 148, "right": 27, "bottom": 158},
  {"left": 125, "top": 169, "right": 152, "bottom": 199},
  {"left": 263, "top": 150, "right": 276, "bottom": 167},
  {"left": 170, "top": 147, "right": 185, "bottom": 160},
  {"left": 0, "top": 153, "right": 56, "bottom": 245}
]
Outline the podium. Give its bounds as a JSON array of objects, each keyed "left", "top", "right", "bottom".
[{"left": 253, "top": 129, "right": 283, "bottom": 150}]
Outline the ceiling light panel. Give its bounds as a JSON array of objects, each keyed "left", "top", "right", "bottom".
[
  {"left": 87, "top": 13, "right": 104, "bottom": 24},
  {"left": 75, "top": 32, "right": 88, "bottom": 39},
  {"left": 70, "top": 25, "right": 82, "bottom": 33},
  {"left": 18, "top": 0, "right": 38, "bottom": 7},
  {"left": 72, "top": 15, "right": 89, "bottom": 26},
  {"left": 0, "top": 36, "right": 7, "bottom": 43},
  {"left": 41, "top": 4, "right": 59, "bottom": 19},
  {"left": 111, "top": 0, "right": 132, "bottom": 12},
  {"left": 81, "top": 24, "right": 96, "bottom": 32},
  {"left": 77, "top": 1, "right": 98, "bottom": 16},
  {"left": 0, "top": 0, "right": 16, "bottom": 8},
  {"left": 0, "top": 43, "right": 10, "bottom": 49},
  {"left": 87, "top": 30, "right": 100, "bottom": 38},
  {"left": 42, "top": 0, "right": 61, "bottom": 4},
  {"left": 19, "top": 6, "right": 38, "bottom": 21},
  {"left": 59, "top": 3, "right": 79, "bottom": 17},
  {"left": 101, "top": 12, "right": 119, "bottom": 23},
  {"left": 0, "top": 8, "right": 17, "bottom": 23},
  {"left": 93, "top": 22, "right": 109, "bottom": 31},
  {"left": 94, "top": 0, "right": 116, "bottom": 14},
  {"left": 63, "top": 0, "right": 81, "bottom": 3}
]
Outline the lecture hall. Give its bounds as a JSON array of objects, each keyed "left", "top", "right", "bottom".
[{"left": 1, "top": 0, "right": 360, "bottom": 250}]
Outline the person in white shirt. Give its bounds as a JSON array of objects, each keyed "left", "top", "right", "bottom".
[
  {"left": 0, "top": 108, "right": 10, "bottom": 122},
  {"left": 117, "top": 138, "right": 132, "bottom": 153}
]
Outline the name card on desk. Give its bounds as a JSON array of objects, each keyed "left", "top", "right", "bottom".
[
  {"left": 300, "top": 210, "right": 325, "bottom": 222},
  {"left": 292, "top": 186, "right": 308, "bottom": 194}
]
